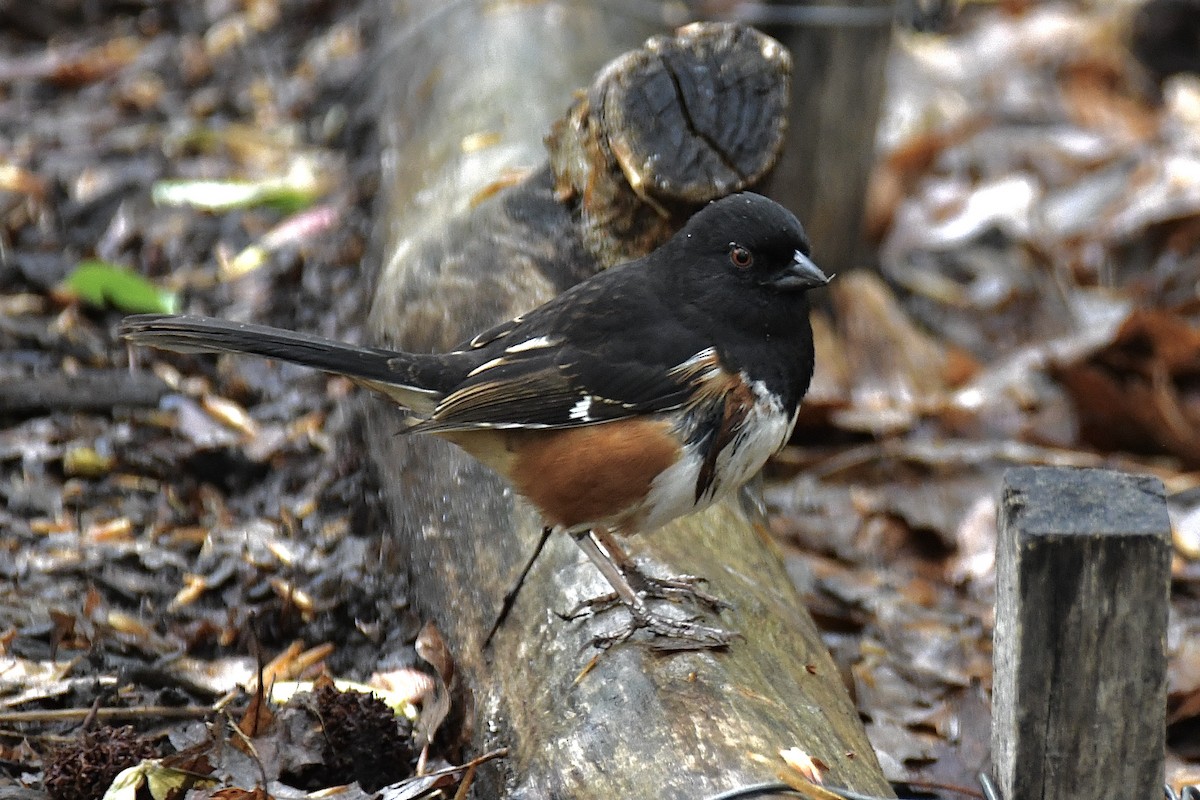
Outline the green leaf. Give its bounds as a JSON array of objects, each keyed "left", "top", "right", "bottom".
[{"left": 64, "top": 261, "right": 178, "bottom": 314}]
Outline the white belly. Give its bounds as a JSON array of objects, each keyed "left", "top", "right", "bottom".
[{"left": 633, "top": 380, "right": 798, "bottom": 533}]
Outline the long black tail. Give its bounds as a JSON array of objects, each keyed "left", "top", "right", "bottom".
[{"left": 119, "top": 314, "right": 442, "bottom": 411}]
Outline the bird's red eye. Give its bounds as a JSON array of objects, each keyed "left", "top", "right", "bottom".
[{"left": 729, "top": 244, "right": 753, "bottom": 269}]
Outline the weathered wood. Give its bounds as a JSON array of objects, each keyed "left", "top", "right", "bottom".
[
  {"left": 545, "top": 21, "right": 790, "bottom": 263},
  {"left": 367, "top": 4, "right": 892, "bottom": 797},
  {"left": 758, "top": 0, "right": 896, "bottom": 275},
  {"left": 993, "top": 466, "right": 1170, "bottom": 800}
]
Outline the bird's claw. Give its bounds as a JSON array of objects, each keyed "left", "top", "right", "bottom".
[
  {"left": 626, "top": 571, "right": 730, "bottom": 613},
  {"left": 587, "top": 606, "right": 736, "bottom": 652},
  {"left": 562, "top": 570, "right": 729, "bottom": 620}
]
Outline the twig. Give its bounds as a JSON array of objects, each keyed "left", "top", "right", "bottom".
[
  {"left": 388, "top": 748, "right": 508, "bottom": 789},
  {"left": 0, "top": 705, "right": 214, "bottom": 724}
]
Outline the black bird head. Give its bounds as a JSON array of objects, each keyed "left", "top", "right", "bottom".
[
  {"left": 632, "top": 192, "right": 827, "bottom": 409},
  {"left": 658, "top": 192, "right": 829, "bottom": 333},
  {"left": 671, "top": 192, "right": 828, "bottom": 293}
]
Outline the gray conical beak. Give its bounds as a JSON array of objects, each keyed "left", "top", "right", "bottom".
[{"left": 770, "top": 250, "right": 831, "bottom": 291}]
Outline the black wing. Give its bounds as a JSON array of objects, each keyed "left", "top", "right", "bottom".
[
  {"left": 410, "top": 346, "right": 705, "bottom": 433},
  {"left": 409, "top": 265, "right": 716, "bottom": 433}
]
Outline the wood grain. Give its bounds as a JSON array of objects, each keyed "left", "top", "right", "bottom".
[{"left": 994, "top": 466, "right": 1170, "bottom": 800}]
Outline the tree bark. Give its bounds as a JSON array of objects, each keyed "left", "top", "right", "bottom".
[{"left": 367, "top": 3, "right": 892, "bottom": 797}]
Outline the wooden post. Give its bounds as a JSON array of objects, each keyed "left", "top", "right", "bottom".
[
  {"left": 757, "top": 0, "right": 896, "bottom": 276},
  {"left": 993, "top": 466, "right": 1170, "bottom": 800}
]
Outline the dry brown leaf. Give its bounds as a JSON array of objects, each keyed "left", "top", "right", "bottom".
[
  {"left": 829, "top": 272, "right": 975, "bottom": 434},
  {"left": 1169, "top": 686, "right": 1200, "bottom": 725},
  {"left": 209, "top": 786, "right": 268, "bottom": 800},
  {"left": 1058, "top": 308, "right": 1200, "bottom": 464},
  {"left": 865, "top": 119, "right": 986, "bottom": 242},
  {"left": 780, "top": 747, "right": 827, "bottom": 784},
  {"left": 802, "top": 311, "right": 852, "bottom": 417},
  {"left": 169, "top": 574, "right": 208, "bottom": 610},
  {"left": 414, "top": 622, "right": 456, "bottom": 749},
  {"left": 85, "top": 517, "right": 134, "bottom": 543},
  {"left": 237, "top": 681, "right": 274, "bottom": 740},
  {"left": 1060, "top": 55, "right": 1160, "bottom": 143}
]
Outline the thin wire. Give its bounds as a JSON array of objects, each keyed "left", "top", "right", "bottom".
[
  {"left": 384, "top": 0, "right": 896, "bottom": 55},
  {"left": 382, "top": 0, "right": 678, "bottom": 54},
  {"left": 704, "top": 776, "right": 1200, "bottom": 800},
  {"left": 725, "top": 2, "right": 897, "bottom": 27},
  {"left": 704, "top": 781, "right": 915, "bottom": 800},
  {"left": 829, "top": 786, "right": 894, "bottom": 800},
  {"left": 978, "top": 773, "right": 1002, "bottom": 800},
  {"left": 706, "top": 783, "right": 802, "bottom": 800}
]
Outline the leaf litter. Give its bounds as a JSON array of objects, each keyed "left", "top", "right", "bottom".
[
  {"left": 0, "top": 0, "right": 473, "bottom": 798},
  {"left": 772, "top": 0, "right": 1200, "bottom": 791}
]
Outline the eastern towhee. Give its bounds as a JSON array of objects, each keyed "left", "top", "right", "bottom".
[{"left": 120, "top": 192, "right": 829, "bottom": 649}]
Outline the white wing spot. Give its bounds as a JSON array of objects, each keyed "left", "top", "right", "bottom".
[
  {"left": 678, "top": 347, "right": 716, "bottom": 368},
  {"left": 568, "top": 396, "right": 594, "bottom": 421},
  {"left": 670, "top": 347, "right": 722, "bottom": 381},
  {"left": 504, "top": 335, "right": 557, "bottom": 354},
  {"left": 466, "top": 355, "right": 507, "bottom": 377}
]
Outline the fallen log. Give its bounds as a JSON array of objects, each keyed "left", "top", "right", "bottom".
[{"left": 367, "top": 4, "right": 892, "bottom": 797}]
